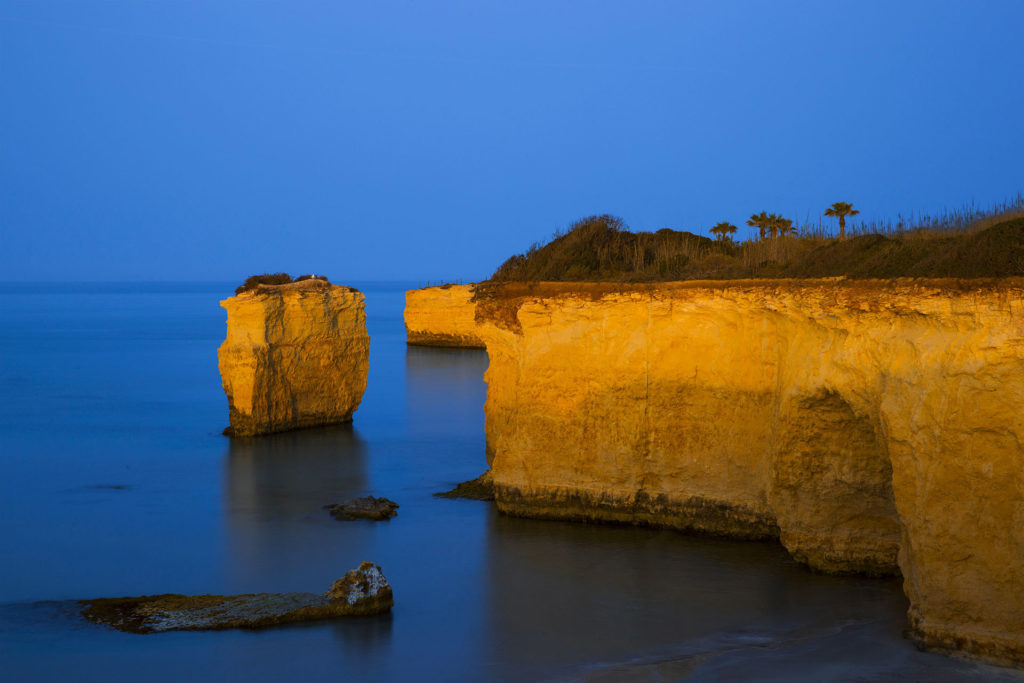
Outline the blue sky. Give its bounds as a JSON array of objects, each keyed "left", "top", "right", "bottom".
[{"left": 2, "top": 1, "right": 1023, "bottom": 282}]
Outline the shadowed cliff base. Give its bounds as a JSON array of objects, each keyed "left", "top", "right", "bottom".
[
  {"left": 406, "top": 331, "right": 487, "bottom": 349},
  {"left": 910, "top": 615, "right": 1024, "bottom": 670},
  {"left": 223, "top": 407, "right": 355, "bottom": 437},
  {"left": 495, "top": 487, "right": 780, "bottom": 541},
  {"left": 488, "top": 212, "right": 1024, "bottom": 283},
  {"left": 434, "top": 471, "right": 495, "bottom": 501}
]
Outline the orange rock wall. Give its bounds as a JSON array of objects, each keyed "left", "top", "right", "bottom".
[
  {"left": 404, "top": 285, "right": 485, "bottom": 348},
  {"left": 218, "top": 281, "right": 369, "bottom": 436},
  {"left": 476, "top": 280, "right": 1024, "bottom": 667}
]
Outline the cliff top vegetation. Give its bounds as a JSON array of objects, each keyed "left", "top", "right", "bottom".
[
  {"left": 234, "top": 273, "right": 331, "bottom": 295},
  {"left": 488, "top": 195, "right": 1024, "bottom": 282}
]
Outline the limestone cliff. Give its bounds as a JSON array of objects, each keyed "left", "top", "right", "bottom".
[
  {"left": 218, "top": 280, "right": 369, "bottom": 436},
  {"left": 475, "top": 280, "right": 1024, "bottom": 667},
  {"left": 405, "top": 284, "right": 485, "bottom": 348}
]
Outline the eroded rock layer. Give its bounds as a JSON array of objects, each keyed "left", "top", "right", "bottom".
[
  {"left": 218, "top": 280, "right": 369, "bottom": 436},
  {"left": 82, "top": 562, "right": 392, "bottom": 633},
  {"left": 405, "top": 284, "right": 485, "bottom": 348},
  {"left": 475, "top": 279, "right": 1024, "bottom": 667}
]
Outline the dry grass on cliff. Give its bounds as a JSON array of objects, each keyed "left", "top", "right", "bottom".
[
  {"left": 488, "top": 201, "right": 1024, "bottom": 283},
  {"left": 804, "top": 193, "right": 1024, "bottom": 240},
  {"left": 235, "top": 273, "right": 331, "bottom": 295}
]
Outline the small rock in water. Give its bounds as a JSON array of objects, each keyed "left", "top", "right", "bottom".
[
  {"left": 324, "top": 496, "right": 399, "bottom": 521},
  {"left": 328, "top": 562, "right": 394, "bottom": 613},
  {"left": 80, "top": 562, "right": 393, "bottom": 633}
]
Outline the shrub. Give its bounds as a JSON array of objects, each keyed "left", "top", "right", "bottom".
[
  {"left": 487, "top": 199, "right": 1024, "bottom": 282},
  {"left": 234, "top": 273, "right": 293, "bottom": 295},
  {"left": 489, "top": 215, "right": 725, "bottom": 282}
]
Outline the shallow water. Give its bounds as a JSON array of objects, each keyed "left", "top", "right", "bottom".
[{"left": 0, "top": 281, "right": 1019, "bottom": 682}]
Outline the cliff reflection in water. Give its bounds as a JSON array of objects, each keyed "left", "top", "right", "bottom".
[
  {"left": 404, "top": 346, "right": 488, "bottom": 440},
  {"left": 223, "top": 425, "right": 374, "bottom": 591}
]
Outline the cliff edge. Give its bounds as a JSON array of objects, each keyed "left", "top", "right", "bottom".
[
  {"left": 218, "top": 279, "right": 369, "bottom": 436},
  {"left": 475, "top": 279, "right": 1024, "bottom": 667}
]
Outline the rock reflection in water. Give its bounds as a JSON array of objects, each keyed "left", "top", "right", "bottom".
[
  {"left": 223, "top": 425, "right": 375, "bottom": 591},
  {"left": 405, "top": 346, "right": 488, "bottom": 440},
  {"left": 327, "top": 612, "right": 396, "bottom": 677}
]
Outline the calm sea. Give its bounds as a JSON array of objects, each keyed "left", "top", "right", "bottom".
[{"left": 0, "top": 281, "right": 1019, "bottom": 682}]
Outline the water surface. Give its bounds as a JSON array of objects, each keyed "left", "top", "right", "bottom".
[{"left": 0, "top": 282, "right": 1019, "bottom": 681}]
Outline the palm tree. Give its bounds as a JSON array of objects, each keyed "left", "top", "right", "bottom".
[
  {"left": 710, "top": 222, "right": 737, "bottom": 241},
  {"left": 746, "top": 212, "right": 770, "bottom": 240},
  {"left": 777, "top": 217, "right": 797, "bottom": 236},
  {"left": 763, "top": 214, "right": 797, "bottom": 239},
  {"left": 824, "top": 202, "right": 860, "bottom": 240}
]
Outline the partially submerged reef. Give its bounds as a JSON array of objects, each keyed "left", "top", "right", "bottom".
[
  {"left": 324, "top": 496, "right": 400, "bottom": 521},
  {"left": 218, "top": 278, "right": 370, "bottom": 436},
  {"left": 434, "top": 471, "right": 495, "bottom": 501},
  {"left": 462, "top": 278, "right": 1024, "bottom": 667},
  {"left": 81, "top": 562, "right": 392, "bottom": 633}
]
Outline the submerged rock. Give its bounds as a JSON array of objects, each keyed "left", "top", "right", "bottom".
[
  {"left": 80, "top": 562, "right": 392, "bottom": 633},
  {"left": 434, "top": 471, "right": 495, "bottom": 501},
  {"left": 324, "top": 496, "right": 399, "bottom": 521}
]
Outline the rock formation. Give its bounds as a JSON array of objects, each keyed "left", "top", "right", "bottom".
[
  {"left": 433, "top": 471, "right": 495, "bottom": 501},
  {"left": 475, "top": 279, "right": 1024, "bottom": 667},
  {"left": 218, "top": 279, "right": 369, "bottom": 436},
  {"left": 81, "top": 562, "right": 393, "bottom": 633},
  {"left": 405, "top": 284, "right": 485, "bottom": 348},
  {"left": 324, "top": 496, "right": 400, "bottom": 521}
]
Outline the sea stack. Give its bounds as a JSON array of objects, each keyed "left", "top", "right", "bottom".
[
  {"left": 218, "top": 279, "right": 370, "bottom": 436},
  {"left": 405, "top": 284, "right": 486, "bottom": 348}
]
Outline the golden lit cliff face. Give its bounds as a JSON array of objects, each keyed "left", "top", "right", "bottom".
[
  {"left": 218, "top": 280, "right": 369, "bottom": 436},
  {"left": 404, "top": 285, "right": 485, "bottom": 348},
  {"left": 476, "top": 280, "right": 1024, "bottom": 667}
]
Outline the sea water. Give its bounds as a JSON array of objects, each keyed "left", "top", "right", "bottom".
[{"left": 0, "top": 282, "right": 1019, "bottom": 682}]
